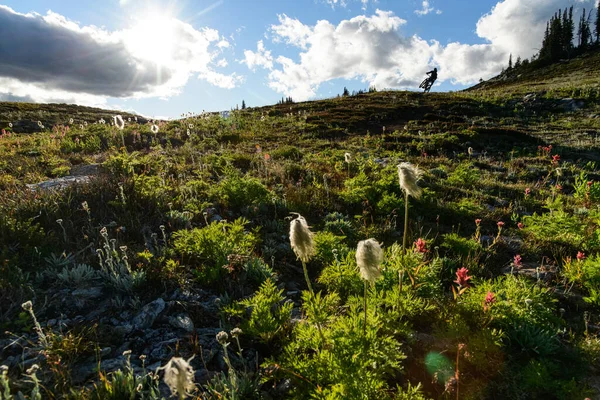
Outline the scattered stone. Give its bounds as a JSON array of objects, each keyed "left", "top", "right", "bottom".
[
  {"left": 72, "top": 287, "right": 103, "bottom": 299},
  {"left": 26, "top": 175, "right": 91, "bottom": 191},
  {"left": 168, "top": 314, "right": 195, "bottom": 333},
  {"left": 558, "top": 98, "right": 585, "bottom": 112},
  {"left": 132, "top": 298, "right": 165, "bottom": 330}
]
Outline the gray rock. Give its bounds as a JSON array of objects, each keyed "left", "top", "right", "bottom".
[
  {"left": 100, "top": 347, "right": 112, "bottom": 357},
  {"left": 132, "top": 298, "right": 165, "bottom": 329},
  {"left": 72, "top": 287, "right": 103, "bottom": 299},
  {"left": 168, "top": 314, "right": 194, "bottom": 333},
  {"left": 26, "top": 175, "right": 91, "bottom": 191},
  {"left": 558, "top": 98, "right": 585, "bottom": 112}
]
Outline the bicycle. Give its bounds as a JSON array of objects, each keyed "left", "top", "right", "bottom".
[{"left": 419, "top": 77, "right": 434, "bottom": 93}]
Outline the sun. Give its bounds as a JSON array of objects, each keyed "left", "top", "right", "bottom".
[{"left": 124, "top": 14, "right": 178, "bottom": 66}]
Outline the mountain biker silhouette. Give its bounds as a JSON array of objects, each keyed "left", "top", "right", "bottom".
[{"left": 419, "top": 67, "right": 437, "bottom": 93}]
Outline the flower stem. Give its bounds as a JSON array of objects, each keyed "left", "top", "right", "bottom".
[
  {"left": 363, "top": 281, "right": 368, "bottom": 338},
  {"left": 402, "top": 191, "right": 409, "bottom": 252},
  {"left": 302, "top": 260, "right": 314, "bottom": 296}
]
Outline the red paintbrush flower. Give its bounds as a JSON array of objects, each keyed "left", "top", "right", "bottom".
[
  {"left": 414, "top": 238, "right": 427, "bottom": 253},
  {"left": 454, "top": 267, "right": 471, "bottom": 287}
]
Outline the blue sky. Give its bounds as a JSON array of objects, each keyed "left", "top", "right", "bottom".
[{"left": 0, "top": 0, "right": 597, "bottom": 118}]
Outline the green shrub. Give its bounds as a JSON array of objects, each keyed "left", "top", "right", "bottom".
[
  {"left": 447, "top": 162, "right": 481, "bottom": 186},
  {"left": 224, "top": 278, "right": 292, "bottom": 343},
  {"left": 210, "top": 175, "right": 270, "bottom": 210},
  {"left": 172, "top": 218, "right": 258, "bottom": 284}
]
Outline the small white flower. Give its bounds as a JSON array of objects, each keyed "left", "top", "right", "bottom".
[
  {"left": 151, "top": 124, "right": 159, "bottom": 134},
  {"left": 344, "top": 152, "right": 351, "bottom": 163},
  {"left": 69, "top": 118, "right": 74, "bottom": 124},
  {"left": 397, "top": 162, "right": 423, "bottom": 199},
  {"left": 356, "top": 239, "right": 383, "bottom": 283},
  {"left": 37, "top": 121, "right": 43, "bottom": 128},
  {"left": 289, "top": 214, "right": 315, "bottom": 263},
  {"left": 159, "top": 356, "right": 196, "bottom": 398},
  {"left": 114, "top": 115, "right": 125, "bottom": 130},
  {"left": 8, "top": 123, "right": 13, "bottom": 128},
  {"left": 21, "top": 300, "right": 33, "bottom": 311},
  {"left": 216, "top": 331, "right": 229, "bottom": 345}
]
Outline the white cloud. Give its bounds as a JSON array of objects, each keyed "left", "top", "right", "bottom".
[
  {"left": 476, "top": 0, "right": 593, "bottom": 60},
  {"left": 0, "top": 5, "right": 239, "bottom": 104},
  {"left": 198, "top": 71, "right": 244, "bottom": 89},
  {"left": 415, "top": 1, "right": 442, "bottom": 16},
  {"left": 321, "top": 0, "right": 372, "bottom": 9},
  {"left": 270, "top": 14, "right": 314, "bottom": 49},
  {"left": 242, "top": 40, "right": 274, "bottom": 71}
]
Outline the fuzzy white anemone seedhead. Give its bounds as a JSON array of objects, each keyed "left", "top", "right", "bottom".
[
  {"left": 344, "top": 152, "right": 352, "bottom": 163},
  {"left": 397, "top": 162, "right": 422, "bottom": 199},
  {"left": 114, "top": 115, "right": 125, "bottom": 130},
  {"left": 289, "top": 214, "right": 315, "bottom": 263},
  {"left": 356, "top": 239, "right": 383, "bottom": 283},
  {"left": 151, "top": 124, "right": 159, "bottom": 134},
  {"left": 159, "top": 356, "right": 195, "bottom": 398}
]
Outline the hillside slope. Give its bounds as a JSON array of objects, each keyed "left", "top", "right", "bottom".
[
  {"left": 0, "top": 101, "right": 147, "bottom": 133},
  {"left": 1, "top": 51, "right": 600, "bottom": 399},
  {"left": 467, "top": 48, "right": 600, "bottom": 95}
]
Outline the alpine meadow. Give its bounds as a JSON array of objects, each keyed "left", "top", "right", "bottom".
[{"left": 2, "top": 1, "right": 600, "bottom": 399}]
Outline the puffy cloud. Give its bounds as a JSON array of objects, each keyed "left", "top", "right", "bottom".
[
  {"left": 0, "top": 5, "right": 238, "bottom": 103},
  {"left": 198, "top": 71, "right": 244, "bottom": 89},
  {"left": 415, "top": 1, "right": 442, "bottom": 16},
  {"left": 321, "top": 0, "right": 371, "bottom": 9},
  {"left": 242, "top": 41, "right": 274, "bottom": 71},
  {"left": 265, "top": 10, "right": 431, "bottom": 100},
  {"left": 476, "top": 0, "right": 595, "bottom": 60}
]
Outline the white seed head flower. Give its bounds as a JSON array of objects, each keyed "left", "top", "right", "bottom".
[
  {"left": 356, "top": 239, "right": 383, "bottom": 283},
  {"left": 188, "top": 123, "right": 194, "bottom": 129},
  {"left": 151, "top": 124, "right": 159, "bottom": 134},
  {"left": 231, "top": 327, "right": 242, "bottom": 338},
  {"left": 555, "top": 167, "right": 563, "bottom": 177},
  {"left": 8, "top": 123, "right": 12, "bottom": 128},
  {"left": 37, "top": 121, "right": 43, "bottom": 128},
  {"left": 26, "top": 364, "right": 40, "bottom": 375},
  {"left": 84, "top": 121, "right": 88, "bottom": 126},
  {"left": 21, "top": 300, "right": 33, "bottom": 311},
  {"left": 216, "top": 331, "right": 229, "bottom": 345},
  {"left": 69, "top": 118, "right": 74, "bottom": 124},
  {"left": 79, "top": 124, "right": 84, "bottom": 129},
  {"left": 122, "top": 350, "right": 132, "bottom": 356},
  {"left": 344, "top": 152, "right": 351, "bottom": 163},
  {"left": 397, "top": 162, "right": 423, "bottom": 199},
  {"left": 289, "top": 214, "right": 315, "bottom": 263},
  {"left": 159, "top": 357, "right": 195, "bottom": 398},
  {"left": 99, "top": 119, "right": 105, "bottom": 125},
  {"left": 468, "top": 147, "right": 473, "bottom": 155},
  {"left": 114, "top": 115, "right": 125, "bottom": 130}
]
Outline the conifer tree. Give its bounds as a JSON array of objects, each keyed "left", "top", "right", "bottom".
[
  {"left": 596, "top": 1, "right": 600, "bottom": 43},
  {"left": 508, "top": 53, "right": 513, "bottom": 70}
]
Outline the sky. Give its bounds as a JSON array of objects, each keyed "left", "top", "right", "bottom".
[{"left": 0, "top": 0, "right": 597, "bottom": 118}]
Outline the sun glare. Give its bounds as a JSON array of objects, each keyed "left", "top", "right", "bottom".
[{"left": 125, "top": 14, "right": 177, "bottom": 66}]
